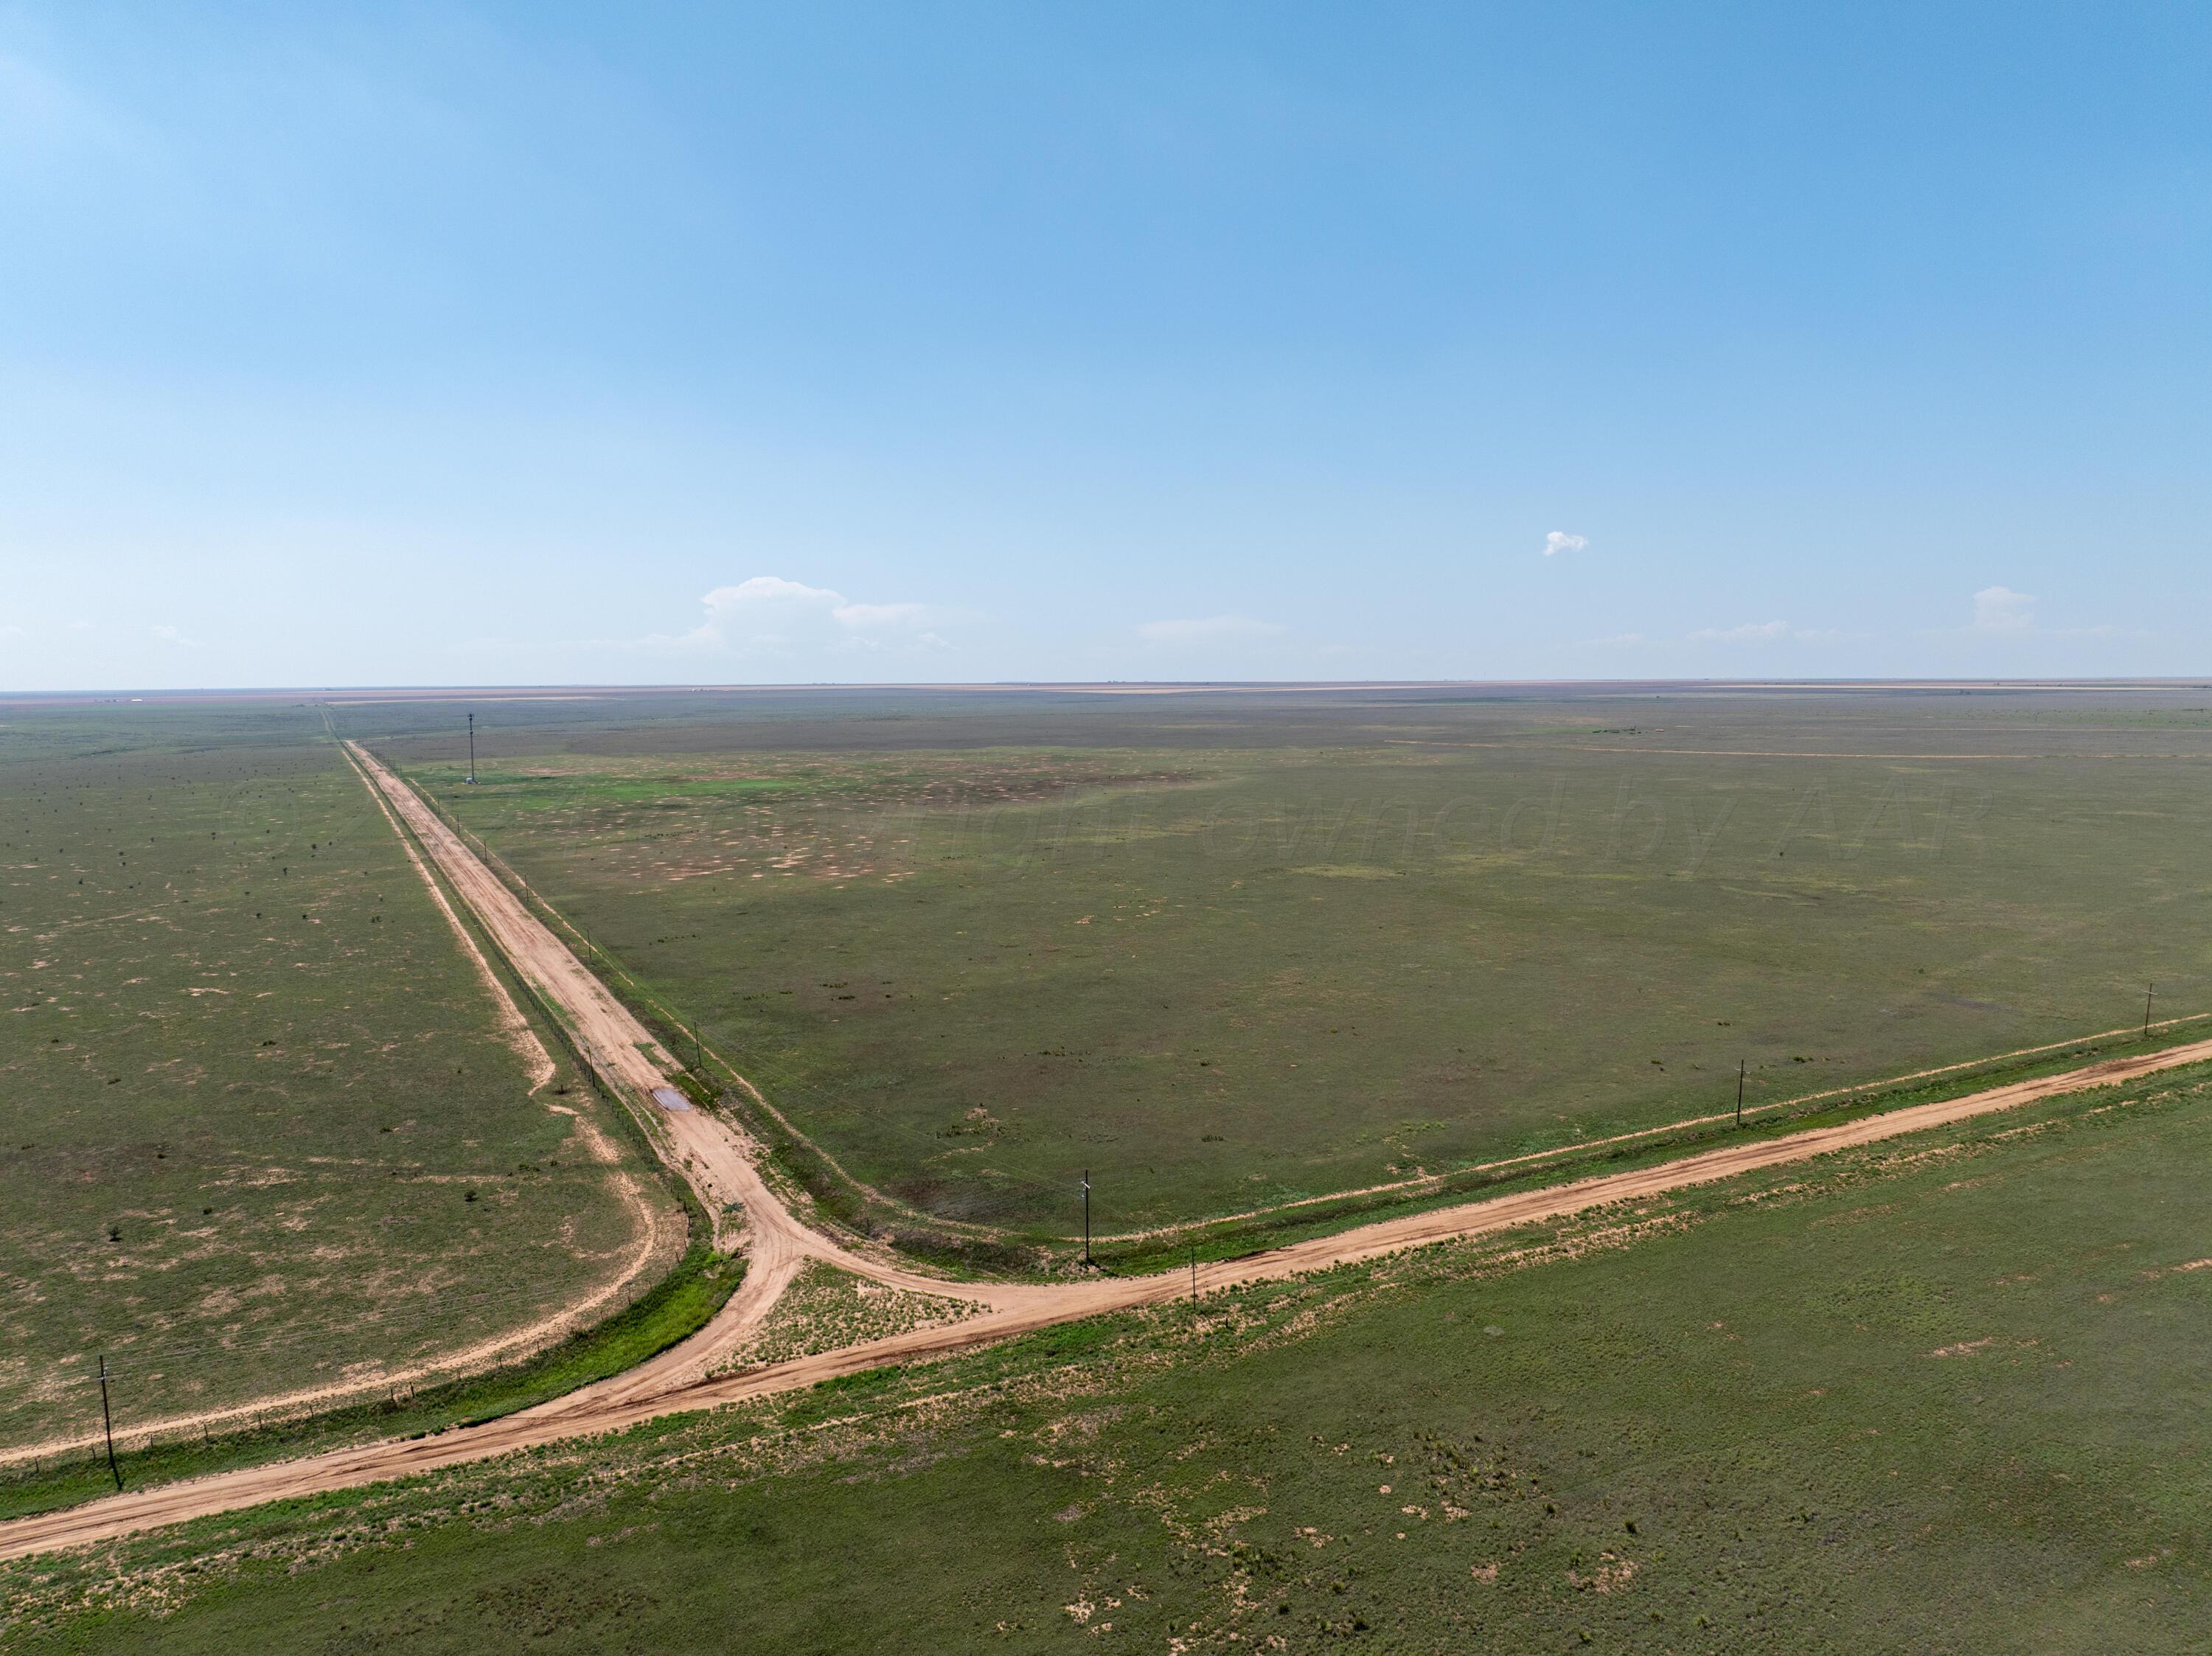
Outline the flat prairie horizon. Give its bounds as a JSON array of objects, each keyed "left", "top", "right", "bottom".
[
  {"left": 8, "top": 675, "right": 2212, "bottom": 705},
  {"left": 11, "top": 678, "right": 2212, "bottom": 1651}
]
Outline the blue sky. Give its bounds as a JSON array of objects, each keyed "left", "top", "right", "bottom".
[{"left": 2, "top": 1, "right": 2208, "bottom": 689}]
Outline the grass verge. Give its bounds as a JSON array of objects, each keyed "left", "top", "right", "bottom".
[
  {"left": 0, "top": 1228, "right": 741, "bottom": 1525},
  {"left": 1098, "top": 1020, "right": 2212, "bottom": 1276}
]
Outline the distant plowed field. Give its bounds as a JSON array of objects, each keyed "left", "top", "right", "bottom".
[
  {"left": 369, "top": 685, "right": 2212, "bottom": 1235},
  {"left": 0, "top": 706, "right": 681, "bottom": 1453}
]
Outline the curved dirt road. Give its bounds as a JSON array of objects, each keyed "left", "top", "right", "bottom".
[{"left": 7, "top": 750, "right": 2209, "bottom": 1562}]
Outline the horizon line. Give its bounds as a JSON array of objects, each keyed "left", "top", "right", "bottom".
[{"left": 7, "top": 675, "right": 2212, "bottom": 708}]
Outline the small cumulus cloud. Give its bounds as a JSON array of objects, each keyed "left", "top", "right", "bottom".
[
  {"left": 0, "top": 623, "right": 25, "bottom": 641},
  {"left": 1968, "top": 585, "right": 2037, "bottom": 633},
  {"left": 1950, "top": 585, "right": 2134, "bottom": 641},
  {"left": 1543, "top": 532, "right": 1588, "bottom": 557},
  {"left": 1135, "top": 614, "right": 1284, "bottom": 643},
  {"left": 641, "top": 576, "right": 955, "bottom": 655},
  {"left": 150, "top": 624, "right": 200, "bottom": 647}
]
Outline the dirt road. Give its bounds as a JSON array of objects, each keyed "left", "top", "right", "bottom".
[
  {"left": 343, "top": 745, "right": 1053, "bottom": 1374},
  {"left": 7, "top": 751, "right": 2209, "bottom": 1562}
]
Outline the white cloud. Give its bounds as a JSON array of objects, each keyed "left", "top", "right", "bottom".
[
  {"left": 1946, "top": 585, "right": 2138, "bottom": 641},
  {"left": 645, "top": 577, "right": 953, "bottom": 655},
  {"left": 1543, "top": 531, "right": 1588, "bottom": 557},
  {"left": 686, "top": 575, "right": 841, "bottom": 649},
  {"left": 1968, "top": 585, "right": 2037, "bottom": 633},
  {"left": 1135, "top": 614, "right": 1285, "bottom": 643},
  {"left": 0, "top": 624, "right": 24, "bottom": 641},
  {"left": 150, "top": 624, "right": 200, "bottom": 647}
]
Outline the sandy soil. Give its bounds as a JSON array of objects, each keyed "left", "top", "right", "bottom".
[{"left": 7, "top": 748, "right": 2208, "bottom": 1562}]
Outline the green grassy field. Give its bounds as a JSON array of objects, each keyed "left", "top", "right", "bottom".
[
  {"left": 0, "top": 705, "right": 682, "bottom": 1454},
  {"left": 359, "top": 685, "right": 2212, "bottom": 1237},
  {"left": 13, "top": 1053, "right": 2210, "bottom": 1652}
]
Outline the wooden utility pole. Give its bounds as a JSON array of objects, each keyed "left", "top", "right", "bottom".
[
  {"left": 2145, "top": 983, "right": 2157, "bottom": 1038},
  {"left": 1736, "top": 1060, "right": 1746, "bottom": 1130},
  {"left": 467, "top": 713, "right": 476, "bottom": 784},
  {"left": 1082, "top": 1170, "right": 1092, "bottom": 1268},
  {"left": 1189, "top": 1238, "right": 1198, "bottom": 1303},
  {"left": 97, "top": 1355, "right": 120, "bottom": 1490}
]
